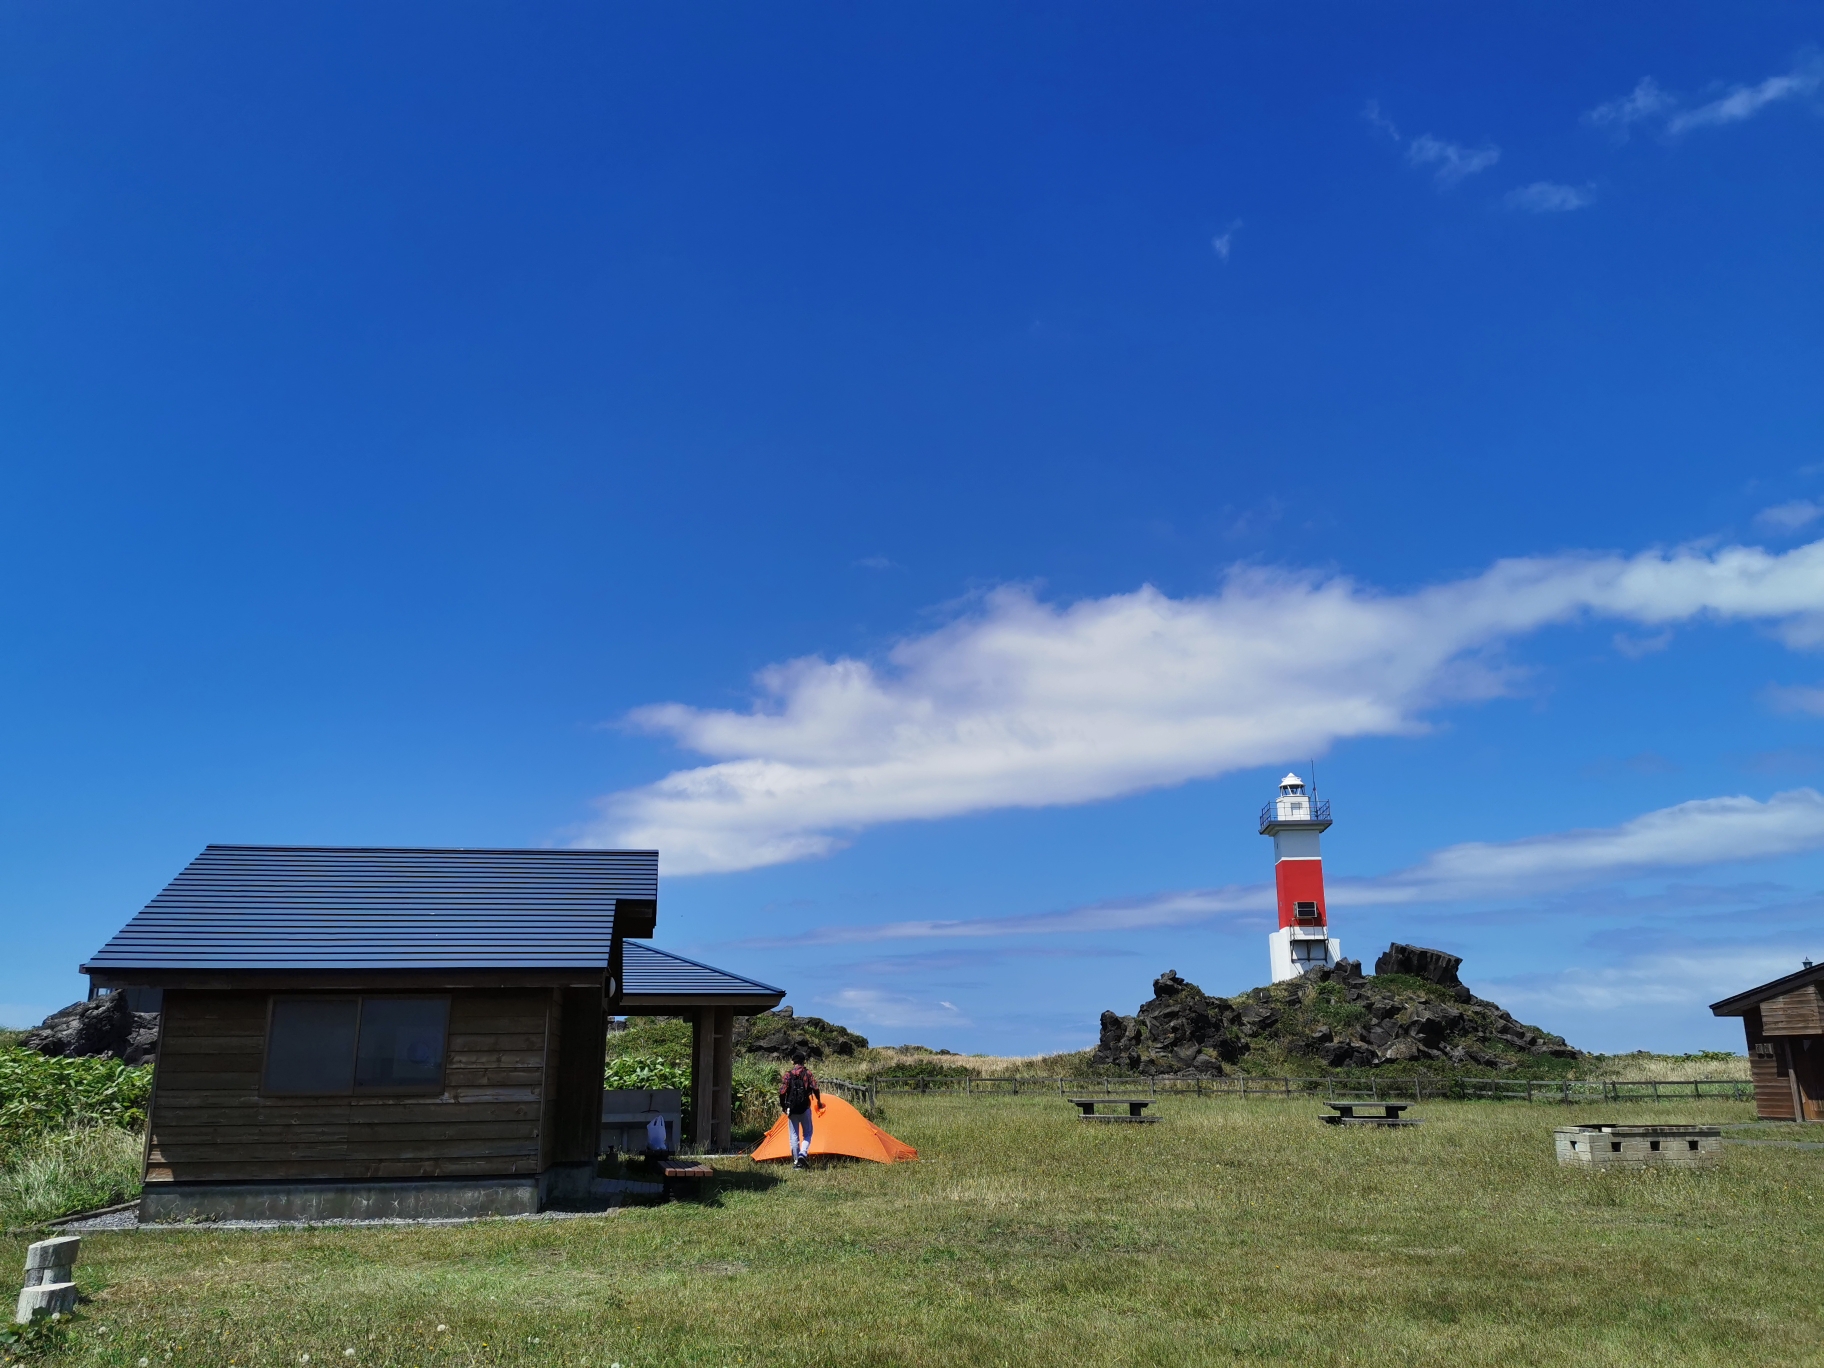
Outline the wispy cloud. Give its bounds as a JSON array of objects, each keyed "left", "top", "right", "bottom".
[
  {"left": 744, "top": 886, "right": 1270, "bottom": 949},
  {"left": 1366, "top": 102, "right": 1500, "bottom": 189},
  {"left": 1343, "top": 789, "right": 1824, "bottom": 905},
  {"left": 1764, "top": 683, "right": 1824, "bottom": 717},
  {"left": 1584, "top": 77, "right": 1676, "bottom": 140},
  {"left": 1612, "top": 627, "right": 1674, "bottom": 658},
  {"left": 1407, "top": 134, "right": 1501, "bottom": 187},
  {"left": 821, "top": 988, "right": 969, "bottom": 1030},
  {"left": 1362, "top": 100, "right": 1402, "bottom": 142},
  {"left": 587, "top": 536, "right": 1824, "bottom": 873},
  {"left": 1757, "top": 500, "right": 1824, "bottom": 533},
  {"left": 1210, "top": 219, "right": 1242, "bottom": 262},
  {"left": 853, "top": 555, "right": 900, "bottom": 571},
  {"left": 1490, "top": 944, "right": 1801, "bottom": 1013},
  {"left": 746, "top": 790, "right": 1824, "bottom": 947},
  {"left": 1669, "top": 58, "right": 1824, "bottom": 134},
  {"left": 1586, "top": 58, "right": 1824, "bottom": 142},
  {"left": 1505, "top": 181, "right": 1594, "bottom": 213}
]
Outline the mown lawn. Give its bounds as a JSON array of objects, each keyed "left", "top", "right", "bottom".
[{"left": 8, "top": 1094, "right": 1821, "bottom": 1367}]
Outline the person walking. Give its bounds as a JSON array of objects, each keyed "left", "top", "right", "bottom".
[{"left": 778, "top": 1051, "right": 821, "bottom": 1169}]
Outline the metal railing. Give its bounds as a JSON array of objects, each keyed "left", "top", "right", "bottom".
[
  {"left": 828, "top": 1074, "right": 1753, "bottom": 1105},
  {"left": 1260, "top": 798, "right": 1331, "bottom": 831}
]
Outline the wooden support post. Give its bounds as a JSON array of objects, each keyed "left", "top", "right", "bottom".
[
  {"left": 711, "top": 1006, "right": 734, "bottom": 1153},
  {"left": 690, "top": 1007, "right": 716, "bottom": 1151}
]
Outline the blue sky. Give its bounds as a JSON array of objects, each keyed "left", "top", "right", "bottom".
[{"left": 4, "top": 5, "right": 1824, "bottom": 1055}]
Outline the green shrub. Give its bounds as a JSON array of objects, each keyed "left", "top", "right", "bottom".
[
  {"left": 603, "top": 1055, "right": 690, "bottom": 1091},
  {"left": 0, "top": 1124, "right": 144, "bottom": 1228},
  {"left": 0, "top": 1048, "right": 152, "bottom": 1153},
  {"left": 868, "top": 1060, "right": 974, "bottom": 1079}
]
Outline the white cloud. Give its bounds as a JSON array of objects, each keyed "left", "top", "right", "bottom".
[
  {"left": 1407, "top": 134, "right": 1500, "bottom": 186},
  {"left": 821, "top": 988, "right": 969, "bottom": 1030},
  {"left": 1584, "top": 77, "right": 1676, "bottom": 139},
  {"left": 1669, "top": 59, "right": 1823, "bottom": 134},
  {"left": 588, "top": 537, "right": 1824, "bottom": 873},
  {"left": 1211, "top": 220, "right": 1241, "bottom": 262},
  {"left": 853, "top": 555, "right": 899, "bottom": 570},
  {"left": 749, "top": 789, "right": 1824, "bottom": 946},
  {"left": 1756, "top": 500, "right": 1824, "bottom": 533},
  {"left": 1505, "top": 182, "right": 1594, "bottom": 213}
]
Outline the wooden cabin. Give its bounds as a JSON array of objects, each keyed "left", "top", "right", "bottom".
[
  {"left": 1711, "top": 964, "right": 1824, "bottom": 1121},
  {"left": 82, "top": 845, "right": 782, "bottom": 1221}
]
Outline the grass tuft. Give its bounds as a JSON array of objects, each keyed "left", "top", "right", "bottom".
[{"left": 0, "top": 1125, "right": 143, "bottom": 1229}]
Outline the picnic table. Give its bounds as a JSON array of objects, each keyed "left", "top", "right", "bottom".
[
  {"left": 654, "top": 1159, "right": 714, "bottom": 1200},
  {"left": 1067, "top": 1097, "right": 1159, "bottom": 1124},
  {"left": 1322, "top": 1102, "right": 1422, "bottom": 1127}
]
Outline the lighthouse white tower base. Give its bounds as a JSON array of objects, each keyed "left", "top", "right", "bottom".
[{"left": 1268, "top": 926, "right": 1342, "bottom": 983}]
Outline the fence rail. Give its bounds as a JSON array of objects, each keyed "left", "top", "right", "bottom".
[{"left": 821, "top": 1075, "right": 1752, "bottom": 1107}]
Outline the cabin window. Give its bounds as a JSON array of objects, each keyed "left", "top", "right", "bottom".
[
  {"left": 263, "top": 999, "right": 359, "bottom": 1094},
  {"left": 355, "top": 998, "right": 450, "bottom": 1089},
  {"left": 263, "top": 996, "right": 449, "bottom": 1096}
]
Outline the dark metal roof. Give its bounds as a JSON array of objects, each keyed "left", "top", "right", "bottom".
[
  {"left": 81, "top": 845, "right": 657, "bottom": 972},
  {"left": 621, "top": 943, "right": 783, "bottom": 1002},
  {"left": 1711, "top": 961, "right": 1824, "bottom": 1017}
]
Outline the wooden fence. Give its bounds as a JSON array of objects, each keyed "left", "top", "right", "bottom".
[{"left": 821, "top": 1074, "right": 1753, "bottom": 1112}]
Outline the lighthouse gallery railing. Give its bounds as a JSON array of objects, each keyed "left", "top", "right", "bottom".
[{"left": 1259, "top": 797, "right": 1331, "bottom": 830}]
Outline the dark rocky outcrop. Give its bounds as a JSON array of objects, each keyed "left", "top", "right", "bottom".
[
  {"left": 1374, "top": 943, "right": 1472, "bottom": 1001},
  {"left": 21, "top": 995, "right": 160, "bottom": 1066},
  {"left": 733, "top": 1006, "right": 869, "bottom": 1061},
  {"left": 1091, "top": 946, "right": 1579, "bottom": 1075}
]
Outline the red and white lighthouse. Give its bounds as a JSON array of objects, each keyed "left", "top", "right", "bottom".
[{"left": 1260, "top": 772, "right": 1341, "bottom": 982}]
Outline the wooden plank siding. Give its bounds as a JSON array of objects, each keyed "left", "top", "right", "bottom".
[
  {"left": 145, "top": 988, "right": 557, "bottom": 1184},
  {"left": 1759, "top": 985, "right": 1824, "bottom": 1036}
]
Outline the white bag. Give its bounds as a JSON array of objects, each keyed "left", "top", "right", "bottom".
[{"left": 646, "top": 1114, "right": 669, "bottom": 1153}]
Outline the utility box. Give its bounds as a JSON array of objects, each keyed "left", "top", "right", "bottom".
[
  {"left": 1554, "top": 1123, "right": 1722, "bottom": 1169},
  {"left": 602, "top": 1088, "right": 683, "bottom": 1155}
]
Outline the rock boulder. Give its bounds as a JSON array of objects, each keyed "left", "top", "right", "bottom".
[{"left": 21, "top": 994, "right": 160, "bottom": 1065}]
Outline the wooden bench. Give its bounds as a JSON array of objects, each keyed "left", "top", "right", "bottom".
[
  {"left": 1067, "top": 1098, "right": 1159, "bottom": 1123},
  {"left": 1322, "top": 1102, "right": 1421, "bottom": 1127},
  {"left": 655, "top": 1160, "right": 714, "bottom": 1201}
]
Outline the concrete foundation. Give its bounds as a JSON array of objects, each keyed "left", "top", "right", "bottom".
[
  {"left": 1554, "top": 1123, "right": 1723, "bottom": 1169},
  {"left": 139, "top": 1174, "right": 566, "bottom": 1223}
]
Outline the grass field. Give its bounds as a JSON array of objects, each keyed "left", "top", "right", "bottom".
[{"left": 7, "top": 1092, "right": 1821, "bottom": 1367}]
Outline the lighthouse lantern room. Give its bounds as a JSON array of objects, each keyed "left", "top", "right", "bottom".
[{"left": 1260, "top": 773, "right": 1341, "bottom": 983}]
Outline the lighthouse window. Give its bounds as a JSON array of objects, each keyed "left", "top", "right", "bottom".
[{"left": 1294, "top": 901, "right": 1319, "bottom": 920}]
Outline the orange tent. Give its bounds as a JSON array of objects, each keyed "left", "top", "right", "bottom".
[{"left": 750, "top": 1094, "right": 918, "bottom": 1164}]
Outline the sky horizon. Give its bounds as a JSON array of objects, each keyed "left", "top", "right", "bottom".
[{"left": 5, "top": 5, "right": 1824, "bottom": 1056}]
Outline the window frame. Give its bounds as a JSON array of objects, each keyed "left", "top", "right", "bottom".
[{"left": 260, "top": 994, "right": 452, "bottom": 1099}]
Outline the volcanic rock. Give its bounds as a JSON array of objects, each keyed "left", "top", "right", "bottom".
[
  {"left": 734, "top": 1005, "right": 869, "bottom": 1061},
  {"left": 22, "top": 994, "right": 160, "bottom": 1066},
  {"left": 1374, "top": 944, "right": 1473, "bottom": 1001},
  {"left": 1090, "top": 944, "right": 1581, "bottom": 1075}
]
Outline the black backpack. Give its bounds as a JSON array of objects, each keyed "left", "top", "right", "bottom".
[{"left": 783, "top": 1067, "right": 811, "bottom": 1113}]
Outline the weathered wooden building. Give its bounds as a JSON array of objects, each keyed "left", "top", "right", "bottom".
[
  {"left": 1711, "top": 963, "right": 1824, "bottom": 1121},
  {"left": 82, "top": 845, "right": 781, "bottom": 1221}
]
